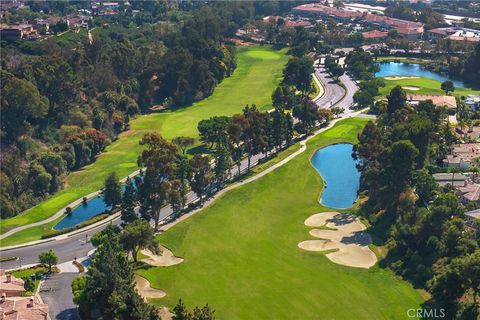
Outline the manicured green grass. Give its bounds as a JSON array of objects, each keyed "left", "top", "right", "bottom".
[
  {"left": 379, "top": 77, "right": 480, "bottom": 97},
  {"left": 10, "top": 266, "right": 46, "bottom": 296},
  {"left": 0, "top": 45, "right": 288, "bottom": 243},
  {"left": 137, "top": 118, "right": 423, "bottom": 319}
]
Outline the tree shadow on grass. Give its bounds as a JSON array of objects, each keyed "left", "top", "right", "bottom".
[{"left": 187, "top": 144, "right": 210, "bottom": 156}]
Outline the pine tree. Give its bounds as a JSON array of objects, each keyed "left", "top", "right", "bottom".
[
  {"left": 121, "top": 177, "right": 138, "bottom": 226},
  {"left": 82, "top": 239, "right": 159, "bottom": 319}
]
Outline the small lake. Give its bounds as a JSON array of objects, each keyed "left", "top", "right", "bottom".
[
  {"left": 311, "top": 143, "right": 360, "bottom": 209},
  {"left": 53, "top": 178, "right": 140, "bottom": 230},
  {"left": 375, "top": 62, "right": 466, "bottom": 88},
  {"left": 53, "top": 195, "right": 111, "bottom": 230}
]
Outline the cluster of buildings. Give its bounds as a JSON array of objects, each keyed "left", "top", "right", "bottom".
[
  {"left": 0, "top": 14, "right": 91, "bottom": 41},
  {"left": 292, "top": 3, "right": 425, "bottom": 39},
  {"left": 427, "top": 26, "right": 480, "bottom": 42},
  {"left": 0, "top": 270, "right": 49, "bottom": 320}
]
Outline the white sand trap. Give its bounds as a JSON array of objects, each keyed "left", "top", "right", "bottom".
[
  {"left": 384, "top": 76, "right": 420, "bottom": 80},
  {"left": 402, "top": 86, "right": 420, "bottom": 90},
  {"left": 298, "top": 239, "right": 338, "bottom": 251},
  {"left": 135, "top": 275, "right": 166, "bottom": 300},
  {"left": 141, "top": 246, "right": 184, "bottom": 267},
  {"left": 299, "top": 212, "right": 377, "bottom": 269},
  {"left": 159, "top": 307, "right": 173, "bottom": 320},
  {"left": 304, "top": 212, "right": 338, "bottom": 227}
]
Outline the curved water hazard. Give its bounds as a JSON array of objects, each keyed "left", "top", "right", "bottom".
[{"left": 311, "top": 143, "right": 360, "bottom": 209}]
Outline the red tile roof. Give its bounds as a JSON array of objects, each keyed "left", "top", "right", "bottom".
[{"left": 362, "top": 30, "right": 388, "bottom": 39}]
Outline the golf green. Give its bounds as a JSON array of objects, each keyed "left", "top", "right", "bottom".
[
  {"left": 0, "top": 45, "right": 288, "bottom": 245},
  {"left": 379, "top": 77, "right": 480, "bottom": 97},
  {"left": 137, "top": 118, "right": 424, "bottom": 319}
]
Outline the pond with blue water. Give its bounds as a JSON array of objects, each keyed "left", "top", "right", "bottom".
[
  {"left": 53, "top": 178, "right": 139, "bottom": 230},
  {"left": 53, "top": 195, "right": 111, "bottom": 230},
  {"left": 311, "top": 143, "right": 360, "bottom": 209},
  {"left": 376, "top": 62, "right": 466, "bottom": 88}
]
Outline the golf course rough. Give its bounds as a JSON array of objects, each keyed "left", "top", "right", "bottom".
[
  {"left": 0, "top": 45, "right": 288, "bottom": 245},
  {"left": 137, "top": 118, "right": 424, "bottom": 320}
]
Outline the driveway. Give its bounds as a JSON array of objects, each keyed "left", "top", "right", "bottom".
[{"left": 40, "top": 272, "right": 80, "bottom": 320}]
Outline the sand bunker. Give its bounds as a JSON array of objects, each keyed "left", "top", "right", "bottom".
[
  {"left": 402, "top": 86, "right": 420, "bottom": 91},
  {"left": 135, "top": 275, "right": 166, "bottom": 300},
  {"left": 384, "top": 76, "right": 420, "bottom": 80},
  {"left": 304, "top": 212, "right": 338, "bottom": 227},
  {"left": 298, "top": 212, "right": 377, "bottom": 269},
  {"left": 159, "top": 307, "right": 173, "bottom": 320},
  {"left": 141, "top": 246, "right": 184, "bottom": 267}
]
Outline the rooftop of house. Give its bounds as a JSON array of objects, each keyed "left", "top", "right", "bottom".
[
  {"left": 0, "top": 271, "right": 25, "bottom": 296},
  {"left": 363, "top": 13, "right": 424, "bottom": 29},
  {"left": 293, "top": 4, "right": 363, "bottom": 19},
  {"left": 0, "top": 296, "right": 49, "bottom": 320},
  {"left": 433, "top": 172, "right": 468, "bottom": 186},
  {"left": 466, "top": 95, "right": 480, "bottom": 104},
  {"left": 407, "top": 94, "right": 457, "bottom": 109},
  {"left": 428, "top": 27, "right": 480, "bottom": 41},
  {"left": 456, "top": 126, "right": 480, "bottom": 141},
  {"left": 457, "top": 182, "right": 480, "bottom": 202},
  {"left": 444, "top": 143, "right": 480, "bottom": 166},
  {"left": 362, "top": 29, "right": 388, "bottom": 39},
  {"left": 465, "top": 208, "right": 480, "bottom": 219}
]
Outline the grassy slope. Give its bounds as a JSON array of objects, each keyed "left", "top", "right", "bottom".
[
  {"left": 0, "top": 46, "right": 288, "bottom": 241},
  {"left": 379, "top": 77, "right": 480, "bottom": 97},
  {"left": 137, "top": 118, "right": 423, "bottom": 320}
]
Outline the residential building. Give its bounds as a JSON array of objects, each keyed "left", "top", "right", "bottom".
[
  {"left": 443, "top": 143, "right": 480, "bottom": 168},
  {"left": 0, "top": 24, "right": 37, "bottom": 41},
  {"left": 0, "top": 271, "right": 25, "bottom": 297},
  {"left": 427, "top": 27, "right": 480, "bottom": 42},
  {"left": 362, "top": 30, "right": 388, "bottom": 40},
  {"left": 432, "top": 172, "right": 468, "bottom": 187},
  {"left": 456, "top": 125, "right": 480, "bottom": 141},
  {"left": 0, "top": 295, "right": 49, "bottom": 320},
  {"left": 65, "top": 14, "right": 91, "bottom": 29},
  {"left": 465, "top": 95, "right": 480, "bottom": 111},
  {"left": 407, "top": 94, "right": 457, "bottom": 110},
  {"left": 292, "top": 4, "right": 363, "bottom": 22},
  {"left": 362, "top": 13, "right": 424, "bottom": 39},
  {"left": 457, "top": 182, "right": 480, "bottom": 203},
  {"left": 33, "top": 18, "right": 49, "bottom": 32},
  {"left": 292, "top": 4, "right": 424, "bottom": 39}
]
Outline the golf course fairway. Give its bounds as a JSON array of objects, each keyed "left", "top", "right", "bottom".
[
  {"left": 137, "top": 118, "right": 424, "bottom": 319},
  {"left": 379, "top": 77, "right": 480, "bottom": 97},
  {"left": 0, "top": 45, "right": 288, "bottom": 245}
]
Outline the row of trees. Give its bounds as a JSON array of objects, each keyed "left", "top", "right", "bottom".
[
  {"left": 105, "top": 98, "right": 332, "bottom": 230},
  {"left": 354, "top": 86, "right": 480, "bottom": 318}
]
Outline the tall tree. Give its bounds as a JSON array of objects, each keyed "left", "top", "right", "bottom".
[
  {"left": 82, "top": 239, "right": 159, "bottom": 319},
  {"left": 138, "top": 133, "right": 178, "bottom": 230},
  {"left": 214, "top": 145, "right": 232, "bottom": 185},
  {"left": 441, "top": 80, "right": 455, "bottom": 94},
  {"left": 39, "top": 250, "right": 58, "bottom": 273},
  {"left": 104, "top": 172, "right": 122, "bottom": 208},
  {"left": 282, "top": 57, "right": 314, "bottom": 94},
  {"left": 121, "top": 177, "right": 138, "bottom": 226},
  {"left": 120, "top": 219, "right": 159, "bottom": 263},
  {"left": 173, "top": 136, "right": 195, "bottom": 155},
  {"left": 1, "top": 72, "right": 49, "bottom": 142},
  {"left": 189, "top": 155, "right": 213, "bottom": 203}
]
